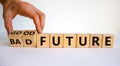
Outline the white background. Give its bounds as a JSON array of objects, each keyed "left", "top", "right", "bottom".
[
  {"left": 0, "top": 0, "right": 120, "bottom": 33},
  {"left": 0, "top": 0, "right": 120, "bottom": 66}
]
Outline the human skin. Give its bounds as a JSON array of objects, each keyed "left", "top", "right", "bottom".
[{"left": 0, "top": 0, "right": 45, "bottom": 34}]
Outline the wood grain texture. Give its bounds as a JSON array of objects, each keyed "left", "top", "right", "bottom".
[
  {"left": 102, "top": 34, "right": 114, "bottom": 48},
  {"left": 22, "top": 30, "right": 37, "bottom": 47},
  {"left": 50, "top": 34, "right": 63, "bottom": 48},
  {"left": 8, "top": 30, "right": 114, "bottom": 48},
  {"left": 64, "top": 34, "right": 76, "bottom": 48},
  {"left": 8, "top": 31, "right": 23, "bottom": 47},
  {"left": 90, "top": 34, "right": 102, "bottom": 48},
  {"left": 37, "top": 34, "right": 49, "bottom": 48},
  {"left": 77, "top": 34, "right": 90, "bottom": 48}
]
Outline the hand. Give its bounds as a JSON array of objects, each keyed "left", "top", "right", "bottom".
[{"left": 2, "top": 0, "right": 45, "bottom": 34}]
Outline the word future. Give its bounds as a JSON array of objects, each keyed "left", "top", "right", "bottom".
[{"left": 8, "top": 30, "right": 114, "bottom": 48}]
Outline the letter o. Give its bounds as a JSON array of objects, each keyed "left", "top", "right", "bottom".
[
  {"left": 16, "top": 31, "right": 22, "bottom": 35},
  {"left": 11, "top": 31, "right": 16, "bottom": 35},
  {"left": 24, "top": 31, "right": 29, "bottom": 35},
  {"left": 30, "top": 31, "right": 35, "bottom": 35}
]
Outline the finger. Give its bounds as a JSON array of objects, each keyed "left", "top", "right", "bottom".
[
  {"left": 4, "top": 17, "right": 13, "bottom": 34},
  {"left": 39, "top": 13, "right": 45, "bottom": 31},
  {"left": 33, "top": 14, "right": 42, "bottom": 33},
  {"left": 36, "top": 10, "right": 45, "bottom": 31}
]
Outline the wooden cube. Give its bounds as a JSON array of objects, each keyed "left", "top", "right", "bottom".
[
  {"left": 22, "top": 30, "right": 37, "bottom": 47},
  {"left": 8, "top": 31, "right": 23, "bottom": 47},
  {"left": 64, "top": 34, "right": 76, "bottom": 48},
  {"left": 90, "top": 34, "right": 102, "bottom": 48},
  {"left": 37, "top": 34, "right": 49, "bottom": 48},
  {"left": 50, "top": 34, "right": 63, "bottom": 48},
  {"left": 77, "top": 34, "right": 90, "bottom": 48},
  {"left": 102, "top": 34, "right": 114, "bottom": 48}
]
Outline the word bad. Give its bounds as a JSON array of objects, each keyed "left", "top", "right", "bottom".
[{"left": 8, "top": 30, "right": 114, "bottom": 48}]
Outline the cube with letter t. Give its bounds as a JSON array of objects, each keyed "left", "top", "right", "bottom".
[
  {"left": 22, "top": 30, "right": 37, "bottom": 47},
  {"left": 64, "top": 34, "right": 76, "bottom": 48}
]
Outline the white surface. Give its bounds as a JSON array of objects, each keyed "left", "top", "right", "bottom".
[
  {"left": 0, "top": 33, "right": 120, "bottom": 66},
  {"left": 0, "top": 0, "right": 120, "bottom": 66}
]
